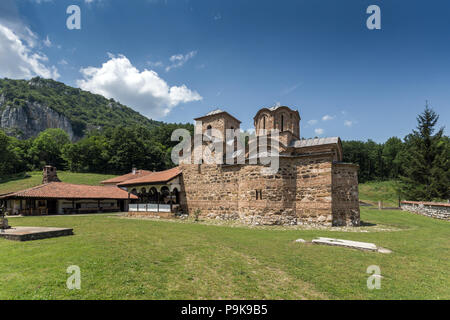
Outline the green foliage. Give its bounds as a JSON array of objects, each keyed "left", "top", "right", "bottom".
[
  {"left": 398, "top": 105, "right": 449, "bottom": 201},
  {"left": 194, "top": 209, "right": 201, "bottom": 222},
  {"left": 342, "top": 137, "right": 406, "bottom": 183},
  {"left": 344, "top": 104, "right": 449, "bottom": 201},
  {"left": 0, "top": 130, "right": 13, "bottom": 176},
  {"left": 29, "top": 128, "right": 71, "bottom": 169},
  {"left": 0, "top": 130, "right": 30, "bottom": 175}
]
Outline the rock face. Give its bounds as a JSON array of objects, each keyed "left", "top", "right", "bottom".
[{"left": 0, "top": 98, "right": 75, "bottom": 140}]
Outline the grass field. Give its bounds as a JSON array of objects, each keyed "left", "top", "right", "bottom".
[
  {"left": 359, "top": 180, "right": 400, "bottom": 207},
  {"left": 0, "top": 175, "right": 448, "bottom": 299},
  {"left": 0, "top": 208, "right": 449, "bottom": 300},
  {"left": 0, "top": 171, "right": 115, "bottom": 195}
]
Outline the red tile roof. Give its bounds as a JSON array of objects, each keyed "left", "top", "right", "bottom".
[
  {"left": 0, "top": 182, "right": 138, "bottom": 200},
  {"left": 101, "top": 170, "right": 153, "bottom": 185},
  {"left": 118, "top": 167, "right": 181, "bottom": 186}
]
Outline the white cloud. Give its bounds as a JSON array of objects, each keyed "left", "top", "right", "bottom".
[
  {"left": 147, "top": 60, "right": 163, "bottom": 68},
  {"left": 77, "top": 54, "right": 202, "bottom": 119},
  {"left": 344, "top": 120, "right": 353, "bottom": 127},
  {"left": 0, "top": 23, "right": 59, "bottom": 79},
  {"left": 58, "top": 59, "right": 68, "bottom": 65},
  {"left": 314, "top": 128, "right": 324, "bottom": 135},
  {"left": 307, "top": 119, "right": 318, "bottom": 126},
  {"left": 43, "top": 35, "right": 51, "bottom": 47},
  {"left": 322, "top": 114, "right": 335, "bottom": 121},
  {"left": 281, "top": 82, "right": 302, "bottom": 96},
  {"left": 165, "top": 51, "right": 197, "bottom": 72}
]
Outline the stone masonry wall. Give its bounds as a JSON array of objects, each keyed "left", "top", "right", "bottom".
[
  {"left": 180, "top": 154, "right": 344, "bottom": 226},
  {"left": 401, "top": 201, "right": 450, "bottom": 221},
  {"left": 331, "top": 163, "right": 360, "bottom": 226}
]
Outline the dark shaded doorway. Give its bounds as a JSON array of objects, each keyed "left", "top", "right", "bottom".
[{"left": 47, "top": 200, "right": 58, "bottom": 215}]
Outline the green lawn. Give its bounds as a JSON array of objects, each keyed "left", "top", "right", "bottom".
[
  {"left": 1, "top": 208, "right": 449, "bottom": 300},
  {"left": 359, "top": 180, "right": 400, "bottom": 207},
  {"left": 0, "top": 171, "right": 116, "bottom": 195}
]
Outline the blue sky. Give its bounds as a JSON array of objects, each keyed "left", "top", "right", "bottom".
[{"left": 0, "top": 0, "right": 449, "bottom": 142}]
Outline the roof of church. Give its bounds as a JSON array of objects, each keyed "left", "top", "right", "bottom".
[
  {"left": 254, "top": 105, "right": 301, "bottom": 120},
  {"left": 118, "top": 167, "right": 182, "bottom": 187},
  {"left": 0, "top": 183, "right": 138, "bottom": 200},
  {"left": 206, "top": 108, "right": 224, "bottom": 116},
  {"left": 194, "top": 109, "right": 242, "bottom": 123},
  {"left": 290, "top": 137, "right": 340, "bottom": 148}
]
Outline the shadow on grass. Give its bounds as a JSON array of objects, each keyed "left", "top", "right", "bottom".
[
  {"left": 0, "top": 172, "right": 32, "bottom": 184},
  {"left": 360, "top": 220, "right": 377, "bottom": 227}
]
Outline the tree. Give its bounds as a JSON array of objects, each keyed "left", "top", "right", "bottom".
[
  {"left": 382, "top": 137, "right": 403, "bottom": 179},
  {"left": 63, "top": 135, "right": 110, "bottom": 173},
  {"left": 29, "top": 129, "right": 71, "bottom": 169},
  {"left": 0, "top": 130, "right": 13, "bottom": 176},
  {"left": 399, "top": 104, "right": 449, "bottom": 201}
]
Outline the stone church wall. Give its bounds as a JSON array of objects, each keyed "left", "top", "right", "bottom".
[
  {"left": 179, "top": 153, "right": 359, "bottom": 226},
  {"left": 331, "top": 163, "right": 360, "bottom": 226}
]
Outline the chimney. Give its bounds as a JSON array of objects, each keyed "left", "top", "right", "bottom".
[
  {"left": 132, "top": 167, "right": 137, "bottom": 175},
  {"left": 42, "top": 166, "right": 61, "bottom": 184}
]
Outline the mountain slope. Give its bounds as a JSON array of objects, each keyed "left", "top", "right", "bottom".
[{"left": 0, "top": 77, "right": 162, "bottom": 139}]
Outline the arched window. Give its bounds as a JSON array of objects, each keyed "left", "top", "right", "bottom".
[
  {"left": 131, "top": 188, "right": 137, "bottom": 195},
  {"left": 263, "top": 116, "right": 266, "bottom": 130},
  {"left": 206, "top": 125, "right": 212, "bottom": 136},
  {"left": 149, "top": 187, "right": 158, "bottom": 202},
  {"left": 281, "top": 114, "right": 284, "bottom": 132},
  {"left": 161, "top": 186, "right": 170, "bottom": 197}
]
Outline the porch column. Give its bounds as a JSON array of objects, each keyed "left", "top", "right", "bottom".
[{"left": 157, "top": 192, "right": 160, "bottom": 212}]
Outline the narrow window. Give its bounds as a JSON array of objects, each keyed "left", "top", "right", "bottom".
[
  {"left": 281, "top": 115, "right": 284, "bottom": 132},
  {"left": 263, "top": 116, "right": 266, "bottom": 130},
  {"left": 256, "top": 189, "right": 259, "bottom": 200}
]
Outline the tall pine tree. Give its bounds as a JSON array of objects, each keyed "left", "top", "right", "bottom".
[{"left": 399, "top": 103, "right": 449, "bottom": 201}]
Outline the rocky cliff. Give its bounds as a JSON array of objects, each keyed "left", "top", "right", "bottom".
[
  {"left": 0, "top": 96, "right": 75, "bottom": 140},
  {"left": 0, "top": 77, "right": 162, "bottom": 141}
]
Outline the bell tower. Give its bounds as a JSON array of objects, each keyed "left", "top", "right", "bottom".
[{"left": 254, "top": 106, "right": 300, "bottom": 146}]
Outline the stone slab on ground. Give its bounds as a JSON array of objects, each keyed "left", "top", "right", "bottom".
[
  {"left": 0, "top": 227, "right": 73, "bottom": 241},
  {"left": 312, "top": 237, "right": 378, "bottom": 251}
]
